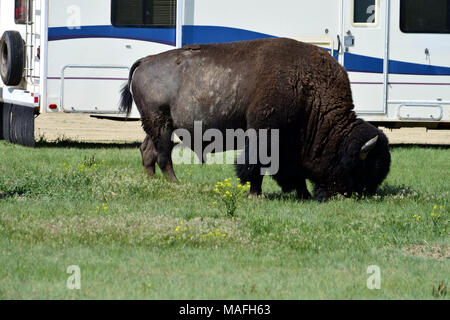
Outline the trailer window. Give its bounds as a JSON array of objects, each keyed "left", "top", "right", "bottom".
[
  {"left": 353, "top": 0, "right": 378, "bottom": 25},
  {"left": 111, "top": 0, "right": 176, "bottom": 27},
  {"left": 15, "top": 0, "right": 32, "bottom": 24},
  {"left": 400, "top": 0, "right": 450, "bottom": 33}
]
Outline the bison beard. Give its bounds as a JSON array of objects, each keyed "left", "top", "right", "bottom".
[{"left": 120, "top": 38, "right": 391, "bottom": 202}]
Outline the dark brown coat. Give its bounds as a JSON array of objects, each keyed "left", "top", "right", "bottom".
[{"left": 120, "top": 38, "right": 390, "bottom": 200}]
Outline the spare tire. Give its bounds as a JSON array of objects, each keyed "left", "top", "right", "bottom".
[{"left": 0, "top": 31, "right": 25, "bottom": 86}]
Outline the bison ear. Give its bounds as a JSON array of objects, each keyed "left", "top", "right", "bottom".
[{"left": 360, "top": 136, "right": 378, "bottom": 160}]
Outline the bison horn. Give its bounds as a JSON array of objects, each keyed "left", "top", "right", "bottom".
[{"left": 360, "top": 136, "right": 379, "bottom": 160}]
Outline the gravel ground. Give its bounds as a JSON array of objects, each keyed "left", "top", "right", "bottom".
[{"left": 35, "top": 113, "right": 450, "bottom": 145}]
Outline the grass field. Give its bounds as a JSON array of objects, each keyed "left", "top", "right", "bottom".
[{"left": 0, "top": 139, "right": 449, "bottom": 299}]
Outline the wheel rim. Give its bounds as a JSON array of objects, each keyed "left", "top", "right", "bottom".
[{"left": 0, "top": 42, "right": 8, "bottom": 78}]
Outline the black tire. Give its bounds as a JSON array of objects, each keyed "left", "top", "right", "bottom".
[
  {"left": 0, "top": 102, "right": 4, "bottom": 140},
  {"left": 0, "top": 31, "right": 25, "bottom": 86}
]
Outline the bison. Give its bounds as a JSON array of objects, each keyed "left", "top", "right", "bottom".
[{"left": 120, "top": 38, "right": 390, "bottom": 201}]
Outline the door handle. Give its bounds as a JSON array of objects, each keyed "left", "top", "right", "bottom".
[{"left": 336, "top": 35, "right": 342, "bottom": 54}]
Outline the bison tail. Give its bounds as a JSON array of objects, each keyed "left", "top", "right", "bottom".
[
  {"left": 119, "top": 83, "right": 133, "bottom": 116},
  {"left": 119, "top": 59, "right": 142, "bottom": 116}
]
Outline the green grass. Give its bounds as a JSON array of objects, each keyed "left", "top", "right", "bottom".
[{"left": 0, "top": 140, "right": 449, "bottom": 299}]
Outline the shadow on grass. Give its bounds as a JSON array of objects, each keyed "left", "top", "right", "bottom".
[
  {"left": 13, "top": 135, "right": 450, "bottom": 150},
  {"left": 262, "top": 191, "right": 317, "bottom": 203},
  {"left": 0, "top": 190, "right": 29, "bottom": 200},
  {"left": 263, "top": 183, "right": 418, "bottom": 202},
  {"left": 36, "top": 137, "right": 141, "bottom": 150},
  {"left": 390, "top": 144, "right": 450, "bottom": 150},
  {"left": 263, "top": 191, "right": 300, "bottom": 201},
  {"left": 372, "top": 184, "right": 418, "bottom": 199}
]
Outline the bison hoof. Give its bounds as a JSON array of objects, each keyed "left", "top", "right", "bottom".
[
  {"left": 313, "top": 190, "right": 330, "bottom": 202},
  {"left": 297, "top": 191, "right": 312, "bottom": 201},
  {"left": 314, "top": 194, "right": 330, "bottom": 202}
]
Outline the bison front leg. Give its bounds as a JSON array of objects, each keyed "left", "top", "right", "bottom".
[
  {"left": 235, "top": 163, "right": 264, "bottom": 196},
  {"left": 140, "top": 135, "right": 157, "bottom": 177},
  {"left": 235, "top": 137, "right": 264, "bottom": 196},
  {"left": 296, "top": 179, "right": 312, "bottom": 200}
]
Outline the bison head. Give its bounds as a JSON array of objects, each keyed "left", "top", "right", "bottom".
[{"left": 316, "top": 121, "right": 391, "bottom": 200}]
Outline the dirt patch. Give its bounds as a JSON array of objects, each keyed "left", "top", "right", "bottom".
[
  {"left": 380, "top": 127, "right": 450, "bottom": 145},
  {"left": 35, "top": 113, "right": 145, "bottom": 143},
  {"left": 403, "top": 245, "right": 450, "bottom": 260},
  {"left": 35, "top": 113, "right": 450, "bottom": 144}
]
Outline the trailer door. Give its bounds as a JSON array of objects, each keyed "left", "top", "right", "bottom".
[
  {"left": 342, "top": 0, "right": 387, "bottom": 114},
  {"left": 387, "top": 0, "right": 450, "bottom": 122}
]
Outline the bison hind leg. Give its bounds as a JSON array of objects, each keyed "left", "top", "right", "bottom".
[
  {"left": 140, "top": 135, "right": 157, "bottom": 176},
  {"left": 154, "top": 127, "right": 178, "bottom": 182},
  {"left": 140, "top": 107, "right": 177, "bottom": 182}
]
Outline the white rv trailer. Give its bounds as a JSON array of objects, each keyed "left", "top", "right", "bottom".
[{"left": 1, "top": 0, "right": 449, "bottom": 146}]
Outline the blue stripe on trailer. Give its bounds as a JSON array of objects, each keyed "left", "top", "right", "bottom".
[
  {"left": 344, "top": 52, "right": 450, "bottom": 76},
  {"left": 182, "top": 25, "right": 275, "bottom": 44},
  {"left": 389, "top": 58, "right": 450, "bottom": 76},
  {"left": 48, "top": 25, "right": 176, "bottom": 46},
  {"left": 48, "top": 25, "right": 274, "bottom": 45},
  {"left": 344, "top": 53, "right": 383, "bottom": 74},
  {"left": 48, "top": 25, "right": 450, "bottom": 76}
]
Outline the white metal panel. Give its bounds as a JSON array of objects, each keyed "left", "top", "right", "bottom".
[
  {"left": 47, "top": 37, "right": 173, "bottom": 115},
  {"left": 49, "top": 0, "right": 111, "bottom": 27},
  {"left": 45, "top": 0, "right": 175, "bottom": 115},
  {"left": 189, "top": 0, "right": 340, "bottom": 39},
  {"left": 398, "top": 104, "right": 443, "bottom": 121}
]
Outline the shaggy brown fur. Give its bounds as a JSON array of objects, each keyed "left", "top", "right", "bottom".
[{"left": 120, "top": 38, "right": 390, "bottom": 201}]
